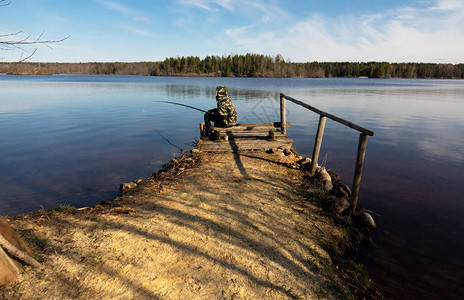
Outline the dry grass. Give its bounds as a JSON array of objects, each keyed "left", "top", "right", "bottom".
[{"left": 3, "top": 151, "right": 353, "bottom": 299}]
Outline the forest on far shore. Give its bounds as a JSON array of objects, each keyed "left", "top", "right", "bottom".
[{"left": 1, "top": 53, "right": 463, "bottom": 79}]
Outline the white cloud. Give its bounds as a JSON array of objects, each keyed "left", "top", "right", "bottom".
[
  {"left": 429, "top": 0, "right": 464, "bottom": 10},
  {"left": 96, "top": 0, "right": 150, "bottom": 24},
  {"left": 97, "top": 0, "right": 136, "bottom": 15},
  {"left": 178, "top": 0, "right": 287, "bottom": 24},
  {"left": 178, "top": 0, "right": 234, "bottom": 12},
  {"left": 115, "top": 23, "right": 151, "bottom": 37},
  {"left": 223, "top": 1, "right": 464, "bottom": 63},
  {"left": 133, "top": 17, "right": 151, "bottom": 23}
]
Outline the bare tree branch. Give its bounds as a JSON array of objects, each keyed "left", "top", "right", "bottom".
[
  {"left": 0, "top": 1, "right": 70, "bottom": 61},
  {"left": 0, "top": 0, "right": 11, "bottom": 8},
  {"left": 19, "top": 48, "right": 38, "bottom": 62}
]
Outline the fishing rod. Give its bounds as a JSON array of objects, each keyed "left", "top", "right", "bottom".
[
  {"left": 156, "top": 100, "right": 208, "bottom": 113},
  {"left": 155, "top": 130, "right": 183, "bottom": 153}
]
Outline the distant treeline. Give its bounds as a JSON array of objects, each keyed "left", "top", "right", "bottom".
[{"left": 1, "top": 53, "right": 463, "bottom": 78}]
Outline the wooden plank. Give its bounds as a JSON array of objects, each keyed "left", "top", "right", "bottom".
[
  {"left": 281, "top": 93, "right": 374, "bottom": 136},
  {"left": 220, "top": 122, "right": 290, "bottom": 127},
  {"left": 225, "top": 136, "right": 290, "bottom": 141},
  {"left": 198, "top": 138, "right": 293, "bottom": 152},
  {"left": 199, "top": 143, "right": 293, "bottom": 152},
  {"left": 200, "top": 138, "right": 293, "bottom": 146},
  {"left": 214, "top": 126, "right": 281, "bottom": 132},
  {"left": 221, "top": 132, "right": 286, "bottom": 137}
]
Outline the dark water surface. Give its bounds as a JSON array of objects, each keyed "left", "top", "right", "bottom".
[{"left": 1, "top": 75, "right": 463, "bottom": 299}]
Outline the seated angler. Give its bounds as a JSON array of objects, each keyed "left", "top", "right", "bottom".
[{"left": 204, "top": 85, "right": 237, "bottom": 134}]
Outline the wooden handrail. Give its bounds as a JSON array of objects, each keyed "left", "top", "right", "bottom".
[
  {"left": 280, "top": 93, "right": 374, "bottom": 136},
  {"left": 279, "top": 93, "right": 374, "bottom": 215}
]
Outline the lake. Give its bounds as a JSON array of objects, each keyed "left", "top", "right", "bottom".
[{"left": 1, "top": 75, "right": 463, "bottom": 299}]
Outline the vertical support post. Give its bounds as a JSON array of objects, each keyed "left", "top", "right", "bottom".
[
  {"left": 310, "top": 115, "right": 326, "bottom": 175},
  {"left": 351, "top": 133, "right": 369, "bottom": 215},
  {"left": 280, "top": 94, "right": 286, "bottom": 135},
  {"left": 200, "top": 123, "right": 205, "bottom": 136}
]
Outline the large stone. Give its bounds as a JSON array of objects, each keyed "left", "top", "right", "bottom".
[
  {"left": 298, "top": 158, "right": 312, "bottom": 171},
  {"left": 327, "top": 170, "right": 341, "bottom": 183},
  {"left": 361, "top": 212, "right": 376, "bottom": 230},
  {"left": 330, "top": 197, "right": 351, "bottom": 216},
  {"left": 283, "top": 148, "right": 293, "bottom": 156},
  {"left": 298, "top": 158, "right": 312, "bottom": 165},
  {"left": 0, "top": 219, "right": 32, "bottom": 285},
  {"left": 279, "top": 154, "right": 300, "bottom": 164},
  {"left": 120, "top": 182, "right": 137, "bottom": 193},
  {"left": 332, "top": 181, "right": 352, "bottom": 198},
  {"left": 0, "top": 246, "right": 19, "bottom": 286},
  {"left": 0, "top": 219, "right": 32, "bottom": 257},
  {"left": 316, "top": 167, "right": 333, "bottom": 191}
]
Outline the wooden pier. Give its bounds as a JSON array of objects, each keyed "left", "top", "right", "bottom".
[
  {"left": 198, "top": 93, "right": 374, "bottom": 215},
  {"left": 197, "top": 122, "right": 292, "bottom": 152}
]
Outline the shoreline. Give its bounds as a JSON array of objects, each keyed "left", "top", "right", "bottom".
[
  {"left": 1, "top": 148, "right": 382, "bottom": 299},
  {"left": 1, "top": 72, "right": 464, "bottom": 80}
]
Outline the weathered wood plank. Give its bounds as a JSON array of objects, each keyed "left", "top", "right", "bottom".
[
  {"left": 222, "top": 132, "right": 286, "bottom": 137},
  {"left": 217, "top": 122, "right": 290, "bottom": 128},
  {"left": 198, "top": 139, "right": 293, "bottom": 152},
  {"left": 214, "top": 126, "right": 280, "bottom": 132}
]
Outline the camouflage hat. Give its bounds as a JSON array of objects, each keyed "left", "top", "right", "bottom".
[{"left": 216, "top": 86, "right": 228, "bottom": 95}]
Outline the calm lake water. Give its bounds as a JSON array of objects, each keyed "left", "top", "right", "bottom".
[{"left": 1, "top": 75, "right": 463, "bottom": 299}]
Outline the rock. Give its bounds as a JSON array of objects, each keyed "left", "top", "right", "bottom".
[
  {"left": 329, "top": 197, "right": 351, "bottom": 216},
  {"left": 267, "top": 148, "right": 279, "bottom": 154},
  {"left": 331, "top": 181, "right": 352, "bottom": 198},
  {"left": 298, "top": 158, "right": 311, "bottom": 165},
  {"left": 270, "top": 148, "right": 285, "bottom": 158},
  {"left": 191, "top": 149, "right": 200, "bottom": 154},
  {"left": 298, "top": 158, "right": 312, "bottom": 171},
  {"left": 0, "top": 220, "right": 32, "bottom": 257},
  {"left": 276, "top": 151, "right": 286, "bottom": 158},
  {"left": 120, "top": 182, "right": 137, "bottom": 192},
  {"left": 316, "top": 167, "right": 333, "bottom": 191},
  {"left": 279, "top": 154, "right": 300, "bottom": 164},
  {"left": 327, "top": 170, "right": 341, "bottom": 183},
  {"left": 0, "top": 246, "right": 18, "bottom": 286},
  {"left": 0, "top": 219, "right": 33, "bottom": 285},
  {"left": 361, "top": 212, "right": 376, "bottom": 230},
  {"left": 283, "top": 148, "right": 292, "bottom": 156}
]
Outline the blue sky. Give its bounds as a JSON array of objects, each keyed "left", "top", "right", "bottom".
[{"left": 1, "top": 0, "right": 463, "bottom": 63}]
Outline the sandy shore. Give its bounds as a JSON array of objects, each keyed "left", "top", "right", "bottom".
[{"left": 1, "top": 150, "right": 380, "bottom": 299}]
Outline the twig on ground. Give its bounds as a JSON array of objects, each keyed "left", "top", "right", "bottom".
[{"left": 0, "top": 233, "right": 40, "bottom": 268}]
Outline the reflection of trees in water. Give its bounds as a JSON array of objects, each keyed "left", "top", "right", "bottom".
[
  {"left": 161, "top": 84, "right": 278, "bottom": 102},
  {"left": 162, "top": 85, "right": 206, "bottom": 99},
  {"left": 160, "top": 84, "right": 281, "bottom": 124}
]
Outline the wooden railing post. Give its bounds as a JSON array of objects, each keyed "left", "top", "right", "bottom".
[
  {"left": 280, "top": 94, "right": 286, "bottom": 135},
  {"left": 351, "top": 133, "right": 369, "bottom": 214},
  {"left": 310, "top": 115, "right": 326, "bottom": 175}
]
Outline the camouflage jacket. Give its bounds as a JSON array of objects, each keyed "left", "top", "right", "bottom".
[{"left": 216, "top": 95, "right": 237, "bottom": 127}]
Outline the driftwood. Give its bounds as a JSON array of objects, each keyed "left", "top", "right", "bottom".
[{"left": 0, "top": 233, "right": 40, "bottom": 268}]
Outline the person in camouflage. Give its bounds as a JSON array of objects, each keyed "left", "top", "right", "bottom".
[{"left": 204, "top": 86, "right": 237, "bottom": 133}]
